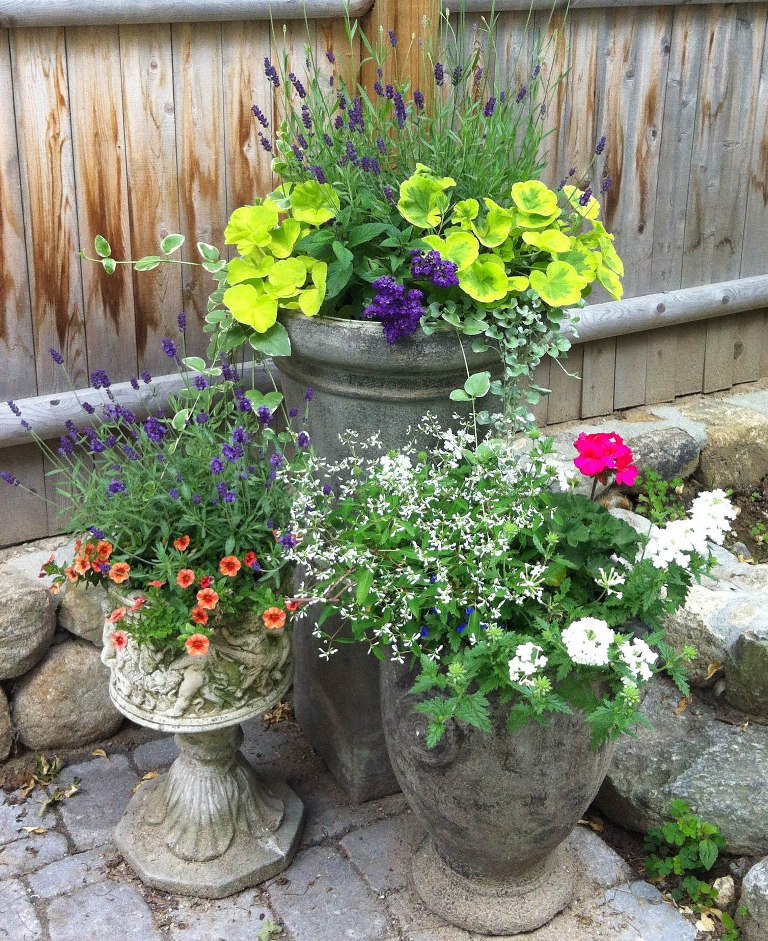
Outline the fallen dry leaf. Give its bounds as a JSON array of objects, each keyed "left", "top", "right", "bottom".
[
  {"left": 577, "top": 817, "right": 605, "bottom": 833},
  {"left": 263, "top": 702, "right": 294, "bottom": 727},
  {"left": 695, "top": 912, "right": 716, "bottom": 932},
  {"left": 91, "top": 749, "right": 109, "bottom": 761},
  {"left": 21, "top": 826, "right": 46, "bottom": 835},
  {"left": 132, "top": 771, "right": 160, "bottom": 795},
  {"left": 675, "top": 696, "right": 692, "bottom": 716},
  {"left": 706, "top": 662, "right": 722, "bottom": 680}
]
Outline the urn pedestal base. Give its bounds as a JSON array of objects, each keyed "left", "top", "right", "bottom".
[
  {"left": 115, "top": 726, "right": 304, "bottom": 899},
  {"left": 413, "top": 838, "right": 575, "bottom": 936}
]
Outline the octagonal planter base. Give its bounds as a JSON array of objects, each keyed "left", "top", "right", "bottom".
[
  {"left": 115, "top": 725, "right": 304, "bottom": 899},
  {"left": 413, "top": 838, "right": 575, "bottom": 935}
]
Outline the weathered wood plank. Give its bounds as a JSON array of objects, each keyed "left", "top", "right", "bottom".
[
  {"left": 119, "top": 23, "right": 185, "bottom": 375},
  {"left": 0, "top": 0, "right": 374, "bottom": 29},
  {"left": 533, "top": 8, "right": 570, "bottom": 189},
  {"left": 581, "top": 337, "right": 616, "bottom": 417},
  {"left": 674, "top": 321, "right": 706, "bottom": 395},
  {"left": 172, "top": 22, "right": 227, "bottom": 358},
  {"left": 682, "top": 4, "right": 766, "bottom": 288},
  {"left": 644, "top": 325, "right": 678, "bottom": 404},
  {"left": 760, "top": 312, "right": 768, "bottom": 378},
  {"left": 11, "top": 27, "right": 87, "bottom": 393},
  {"left": 222, "top": 21, "right": 275, "bottom": 216},
  {"left": 613, "top": 335, "right": 647, "bottom": 409},
  {"left": 740, "top": 12, "right": 768, "bottom": 278},
  {"left": 67, "top": 26, "right": 137, "bottom": 381},
  {"left": 546, "top": 345, "right": 584, "bottom": 425},
  {"left": 0, "top": 29, "right": 35, "bottom": 401},
  {"left": 731, "top": 309, "right": 766, "bottom": 385},
  {"left": 650, "top": 4, "right": 703, "bottom": 292},
  {"left": 703, "top": 313, "right": 738, "bottom": 393},
  {"left": 0, "top": 444, "right": 49, "bottom": 545}
]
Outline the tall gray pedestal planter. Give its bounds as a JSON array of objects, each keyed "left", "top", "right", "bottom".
[
  {"left": 380, "top": 659, "right": 614, "bottom": 935},
  {"left": 275, "top": 313, "right": 499, "bottom": 802}
]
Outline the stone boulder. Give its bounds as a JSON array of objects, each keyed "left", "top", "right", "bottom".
[
  {"left": 0, "top": 572, "right": 56, "bottom": 680},
  {"left": 0, "top": 686, "right": 12, "bottom": 761},
  {"left": 12, "top": 639, "right": 122, "bottom": 750},
  {"left": 628, "top": 426, "right": 701, "bottom": 482},
  {"left": 58, "top": 582, "right": 108, "bottom": 647},
  {"left": 673, "top": 398, "right": 768, "bottom": 490},
  {"left": 741, "top": 858, "right": 768, "bottom": 941},
  {"left": 596, "top": 678, "right": 768, "bottom": 855}
]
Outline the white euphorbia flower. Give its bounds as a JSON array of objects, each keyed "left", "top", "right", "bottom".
[{"left": 561, "top": 617, "right": 616, "bottom": 666}]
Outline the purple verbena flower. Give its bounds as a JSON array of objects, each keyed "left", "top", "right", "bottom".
[
  {"left": 362, "top": 276, "right": 425, "bottom": 344},
  {"left": 194, "top": 376, "right": 208, "bottom": 390},
  {"left": 196, "top": 412, "right": 209, "bottom": 425},
  {"left": 257, "top": 406, "right": 272, "bottom": 425}
]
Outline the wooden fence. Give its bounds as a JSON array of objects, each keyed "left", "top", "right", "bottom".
[{"left": 0, "top": 0, "right": 767, "bottom": 544}]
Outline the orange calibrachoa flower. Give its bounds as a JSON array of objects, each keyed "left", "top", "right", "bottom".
[
  {"left": 285, "top": 599, "right": 301, "bottom": 612},
  {"left": 83, "top": 543, "right": 95, "bottom": 559},
  {"left": 199, "top": 576, "right": 213, "bottom": 589},
  {"left": 129, "top": 596, "right": 146, "bottom": 612},
  {"left": 176, "top": 569, "right": 195, "bottom": 589},
  {"left": 262, "top": 607, "right": 286, "bottom": 630},
  {"left": 148, "top": 579, "right": 166, "bottom": 589},
  {"left": 219, "top": 556, "right": 241, "bottom": 578},
  {"left": 109, "top": 562, "right": 131, "bottom": 584},
  {"left": 96, "top": 541, "right": 113, "bottom": 562},
  {"left": 173, "top": 535, "right": 190, "bottom": 552},
  {"left": 243, "top": 551, "right": 258, "bottom": 569},
  {"left": 190, "top": 606, "right": 208, "bottom": 626},
  {"left": 196, "top": 587, "right": 219, "bottom": 610},
  {"left": 64, "top": 566, "right": 78, "bottom": 583},
  {"left": 185, "top": 633, "right": 210, "bottom": 657},
  {"left": 110, "top": 630, "right": 128, "bottom": 652},
  {"left": 107, "top": 607, "right": 126, "bottom": 624},
  {"left": 74, "top": 556, "right": 90, "bottom": 576}
]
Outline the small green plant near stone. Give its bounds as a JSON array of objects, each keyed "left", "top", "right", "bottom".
[
  {"left": 257, "top": 923, "right": 283, "bottom": 940},
  {"left": 751, "top": 521, "right": 768, "bottom": 545},
  {"left": 635, "top": 469, "right": 686, "bottom": 527},
  {"left": 721, "top": 909, "right": 747, "bottom": 941},
  {"left": 644, "top": 799, "right": 726, "bottom": 908}
]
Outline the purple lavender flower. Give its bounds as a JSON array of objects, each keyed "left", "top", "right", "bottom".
[
  {"left": 130, "top": 376, "right": 140, "bottom": 391},
  {"left": 301, "top": 104, "right": 312, "bottom": 130},
  {"left": 388, "top": 30, "right": 397, "bottom": 47},
  {"left": 311, "top": 166, "right": 326, "bottom": 184},
  {"left": 393, "top": 92, "right": 407, "bottom": 128},
  {"left": 49, "top": 348, "right": 64, "bottom": 365},
  {"left": 220, "top": 356, "right": 238, "bottom": 383},
  {"left": 376, "top": 137, "right": 386, "bottom": 155},
  {"left": 58, "top": 436, "right": 74, "bottom": 456},
  {"left": 142, "top": 370, "right": 152, "bottom": 384},
  {"left": 362, "top": 276, "right": 425, "bottom": 344},
  {"left": 600, "top": 176, "right": 612, "bottom": 194},
  {"left": 483, "top": 97, "right": 496, "bottom": 118},
  {"left": 210, "top": 457, "right": 224, "bottom": 475},
  {"left": 232, "top": 427, "right": 249, "bottom": 444},
  {"left": 82, "top": 401, "right": 95, "bottom": 415},
  {"left": 235, "top": 390, "right": 252, "bottom": 413},
  {"left": 264, "top": 57, "right": 280, "bottom": 87},
  {"left": 288, "top": 72, "right": 306, "bottom": 98},
  {"left": 194, "top": 376, "right": 208, "bottom": 390},
  {"left": 162, "top": 338, "right": 179, "bottom": 361},
  {"left": 257, "top": 406, "right": 272, "bottom": 425},
  {"left": 107, "top": 480, "right": 126, "bottom": 497},
  {"left": 533, "top": 63, "right": 541, "bottom": 78},
  {"left": 451, "top": 65, "right": 462, "bottom": 86},
  {"left": 348, "top": 98, "right": 364, "bottom": 134},
  {"left": 569, "top": 167, "right": 577, "bottom": 177},
  {"left": 289, "top": 406, "right": 299, "bottom": 418},
  {"left": 144, "top": 417, "right": 167, "bottom": 443},
  {"left": 192, "top": 494, "right": 202, "bottom": 505},
  {"left": 177, "top": 311, "right": 187, "bottom": 332},
  {"left": 325, "top": 50, "right": 336, "bottom": 64},
  {"left": 270, "top": 452, "right": 285, "bottom": 469},
  {"left": 540, "top": 103, "right": 547, "bottom": 118},
  {"left": 579, "top": 187, "right": 593, "bottom": 207},
  {"left": 251, "top": 104, "right": 269, "bottom": 128},
  {"left": 297, "top": 431, "right": 310, "bottom": 449},
  {"left": 596, "top": 135, "right": 606, "bottom": 155},
  {"left": 258, "top": 133, "right": 273, "bottom": 153},
  {"left": 196, "top": 412, "right": 209, "bottom": 425},
  {"left": 516, "top": 86, "right": 527, "bottom": 103},
  {"left": 169, "top": 488, "right": 179, "bottom": 501},
  {"left": 413, "top": 90, "right": 424, "bottom": 111},
  {"left": 385, "top": 83, "right": 395, "bottom": 101},
  {"left": 222, "top": 443, "right": 244, "bottom": 462},
  {"left": 20, "top": 419, "right": 31, "bottom": 431},
  {"left": 90, "top": 370, "right": 111, "bottom": 390},
  {"left": 337, "top": 93, "right": 347, "bottom": 110},
  {"left": 434, "top": 62, "right": 444, "bottom": 86},
  {"left": 6, "top": 400, "right": 20, "bottom": 417},
  {"left": 345, "top": 140, "right": 359, "bottom": 166},
  {"left": 374, "top": 80, "right": 384, "bottom": 97},
  {"left": 383, "top": 186, "right": 396, "bottom": 204},
  {"left": 291, "top": 144, "right": 304, "bottom": 163},
  {"left": 296, "top": 133, "right": 308, "bottom": 150},
  {"left": 322, "top": 133, "right": 332, "bottom": 147},
  {"left": 475, "top": 68, "right": 483, "bottom": 83},
  {"left": 0, "top": 471, "right": 20, "bottom": 486},
  {"left": 304, "top": 388, "right": 314, "bottom": 401},
  {"left": 223, "top": 490, "right": 236, "bottom": 504},
  {"left": 333, "top": 114, "right": 344, "bottom": 131},
  {"left": 65, "top": 420, "right": 78, "bottom": 441},
  {"left": 124, "top": 445, "right": 139, "bottom": 461}
]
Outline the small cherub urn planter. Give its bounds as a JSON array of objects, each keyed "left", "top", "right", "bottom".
[
  {"left": 101, "top": 615, "right": 304, "bottom": 898},
  {"left": 381, "top": 660, "right": 614, "bottom": 935}
]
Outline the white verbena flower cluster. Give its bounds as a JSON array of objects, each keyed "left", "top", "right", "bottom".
[
  {"left": 644, "top": 488, "right": 736, "bottom": 569},
  {"left": 561, "top": 616, "right": 616, "bottom": 666},
  {"left": 619, "top": 637, "right": 657, "bottom": 683},
  {"left": 508, "top": 642, "right": 548, "bottom": 686}
]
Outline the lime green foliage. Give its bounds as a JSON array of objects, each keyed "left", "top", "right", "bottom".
[
  {"left": 397, "top": 164, "right": 456, "bottom": 229},
  {"left": 635, "top": 470, "right": 686, "bottom": 527},
  {"left": 644, "top": 799, "right": 726, "bottom": 908}
]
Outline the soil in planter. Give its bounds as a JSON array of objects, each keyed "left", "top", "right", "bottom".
[{"left": 726, "top": 474, "right": 768, "bottom": 563}]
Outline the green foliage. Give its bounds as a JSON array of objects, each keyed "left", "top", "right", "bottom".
[
  {"left": 644, "top": 799, "right": 727, "bottom": 908},
  {"left": 635, "top": 469, "right": 686, "bottom": 527}
]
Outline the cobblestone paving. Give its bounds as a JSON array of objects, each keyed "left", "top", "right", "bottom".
[{"left": 0, "top": 715, "right": 698, "bottom": 941}]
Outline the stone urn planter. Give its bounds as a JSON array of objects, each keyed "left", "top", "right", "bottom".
[
  {"left": 101, "top": 614, "right": 304, "bottom": 898},
  {"left": 275, "top": 312, "right": 499, "bottom": 802},
  {"left": 380, "top": 659, "right": 615, "bottom": 935}
]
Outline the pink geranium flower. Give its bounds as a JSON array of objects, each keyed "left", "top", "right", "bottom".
[{"left": 573, "top": 432, "right": 639, "bottom": 488}]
